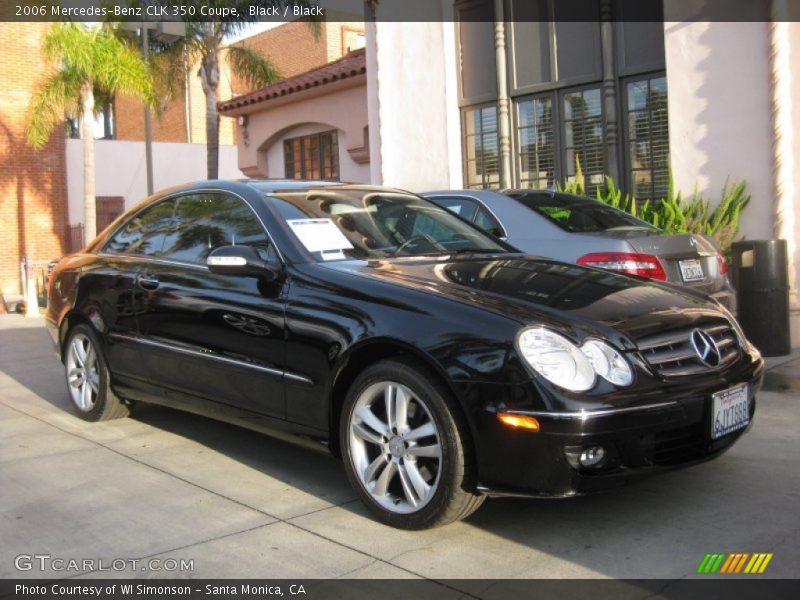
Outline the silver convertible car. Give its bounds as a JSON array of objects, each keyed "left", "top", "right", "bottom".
[{"left": 423, "top": 189, "right": 735, "bottom": 310}]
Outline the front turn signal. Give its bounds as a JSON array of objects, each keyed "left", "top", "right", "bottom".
[{"left": 497, "top": 412, "right": 540, "bottom": 432}]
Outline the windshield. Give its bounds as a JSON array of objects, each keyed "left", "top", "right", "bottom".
[
  {"left": 510, "top": 192, "right": 658, "bottom": 233},
  {"left": 268, "top": 188, "right": 508, "bottom": 261}
]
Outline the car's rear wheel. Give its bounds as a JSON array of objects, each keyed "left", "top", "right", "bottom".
[
  {"left": 63, "top": 324, "right": 129, "bottom": 421},
  {"left": 341, "top": 359, "right": 484, "bottom": 529}
]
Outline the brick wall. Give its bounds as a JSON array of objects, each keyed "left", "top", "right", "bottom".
[
  {"left": 0, "top": 23, "right": 68, "bottom": 296},
  {"left": 115, "top": 55, "right": 235, "bottom": 146},
  {"left": 228, "top": 21, "right": 329, "bottom": 97}
]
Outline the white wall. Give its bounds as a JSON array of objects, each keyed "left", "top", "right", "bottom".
[
  {"left": 664, "top": 21, "right": 774, "bottom": 242},
  {"left": 369, "top": 0, "right": 462, "bottom": 191},
  {"left": 65, "top": 139, "right": 242, "bottom": 224},
  {"left": 666, "top": 21, "right": 800, "bottom": 346}
]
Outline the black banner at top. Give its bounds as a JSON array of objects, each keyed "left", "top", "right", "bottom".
[{"left": 0, "top": 0, "right": 796, "bottom": 23}]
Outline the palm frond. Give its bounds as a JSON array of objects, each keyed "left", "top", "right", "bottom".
[
  {"left": 26, "top": 71, "right": 81, "bottom": 149},
  {"left": 42, "top": 23, "right": 97, "bottom": 75},
  {"left": 226, "top": 45, "right": 282, "bottom": 90},
  {"left": 28, "top": 20, "right": 155, "bottom": 148},
  {"left": 97, "top": 40, "right": 156, "bottom": 106}
]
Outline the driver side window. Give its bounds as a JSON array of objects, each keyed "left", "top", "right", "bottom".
[{"left": 160, "top": 193, "right": 271, "bottom": 264}]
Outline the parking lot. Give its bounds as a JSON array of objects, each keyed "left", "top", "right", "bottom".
[{"left": 1, "top": 315, "right": 799, "bottom": 582}]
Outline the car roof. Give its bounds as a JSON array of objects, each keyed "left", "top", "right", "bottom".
[
  {"left": 424, "top": 188, "right": 597, "bottom": 204},
  {"left": 241, "top": 179, "right": 419, "bottom": 195},
  {"left": 242, "top": 179, "right": 342, "bottom": 193}
]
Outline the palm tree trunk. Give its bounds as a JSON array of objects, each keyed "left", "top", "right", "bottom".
[
  {"left": 81, "top": 84, "right": 97, "bottom": 242},
  {"left": 200, "top": 47, "right": 220, "bottom": 180}
]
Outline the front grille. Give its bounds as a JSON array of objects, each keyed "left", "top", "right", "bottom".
[
  {"left": 653, "top": 425, "right": 707, "bottom": 465},
  {"left": 637, "top": 322, "right": 740, "bottom": 377}
]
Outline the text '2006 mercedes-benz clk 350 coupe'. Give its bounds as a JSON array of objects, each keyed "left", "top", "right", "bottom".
[{"left": 46, "top": 180, "right": 764, "bottom": 529}]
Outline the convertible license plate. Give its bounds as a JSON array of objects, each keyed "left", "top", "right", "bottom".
[
  {"left": 679, "top": 258, "right": 705, "bottom": 282},
  {"left": 711, "top": 384, "right": 749, "bottom": 440}
]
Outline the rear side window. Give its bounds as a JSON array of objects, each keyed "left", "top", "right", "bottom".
[
  {"left": 510, "top": 193, "right": 656, "bottom": 233},
  {"left": 160, "top": 193, "right": 270, "bottom": 264},
  {"left": 104, "top": 199, "right": 176, "bottom": 256},
  {"left": 474, "top": 207, "right": 505, "bottom": 238},
  {"left": 430, "top": 196, "right": 479, "bottom": 221}
]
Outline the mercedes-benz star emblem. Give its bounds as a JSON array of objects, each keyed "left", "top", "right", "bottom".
[{"left": 690, "top": 329, "right": 721, "bottom": 367}]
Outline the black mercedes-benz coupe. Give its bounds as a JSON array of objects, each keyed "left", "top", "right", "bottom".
[{"left": 46, "top": 180, "right": 764, "bottom": 529}]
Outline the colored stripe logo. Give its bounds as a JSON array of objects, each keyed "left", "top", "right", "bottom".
[{"left": 696, "top": 552, "right": 773, "bottom": 574}]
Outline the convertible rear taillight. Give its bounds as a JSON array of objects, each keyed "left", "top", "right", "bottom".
[
  {"left": 717, "top": 251, "right": 729, "bottom": 276},
  {"left": 577, "top": 252, "right": 667, "bottom": 281}
]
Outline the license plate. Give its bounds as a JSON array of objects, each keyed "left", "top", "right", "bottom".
[
  {"left": 711, "top": 384, "right": 750, "bottom": 440},
  {"left": 679, "top": 258, "right": 705, "bottom": 282}
]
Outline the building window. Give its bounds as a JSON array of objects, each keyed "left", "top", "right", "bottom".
[
  {"left": 562, "top": 87, "right": 605, "bottom": 195},
  {"left": 463, "top": 105, "right": 500, "bottom": 189},
  {"left": 516, "top": 95, "right": 555, "bottom": 189},
  {"left": 284, "top": 131, "right": 339, "bottom": 180},
  {"left": 625, "top": 74, "right": 669, "bottom": 200}
]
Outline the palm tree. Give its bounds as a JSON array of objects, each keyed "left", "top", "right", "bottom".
[
  {"left": 27, "top": 23, "right": 153, "bottom": 242},
  {"left": 148, "top": 15, "right": 284, "bottom": 180}
]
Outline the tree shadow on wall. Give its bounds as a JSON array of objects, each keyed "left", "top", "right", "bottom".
[{"left": 0, "top": 116, "right": 69, "bottom": 293}]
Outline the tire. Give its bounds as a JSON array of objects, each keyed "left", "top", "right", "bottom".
[
  {"left": 63, "top": 323, "right": 129, "bottom": 421},
  {"left": 340, "top": 359, "right": 485, "bottom": 529}
]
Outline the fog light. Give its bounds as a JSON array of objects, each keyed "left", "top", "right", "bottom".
[{"left": 579, "top": 446, "right": 606, "bottom": 468}]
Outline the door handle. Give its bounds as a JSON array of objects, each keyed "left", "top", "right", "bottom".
[{"left": 136, "top": 274, "right": 159, "bottom": 290}]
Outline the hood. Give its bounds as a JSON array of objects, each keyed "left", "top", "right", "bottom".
[{"left": 326, "top": 255, "right": 729, "bottom": 347}]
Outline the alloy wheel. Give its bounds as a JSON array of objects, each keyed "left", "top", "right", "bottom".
[
  {"left": 65, "top": 333, "right": 100, "bottom": 412},
  {"left": 348, "top": 381, "right": 442, "bottom": 514}
]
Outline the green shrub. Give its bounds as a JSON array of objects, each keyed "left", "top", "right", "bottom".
[{"left": 557, "top": 158, "right": 749, "bottom": 252}]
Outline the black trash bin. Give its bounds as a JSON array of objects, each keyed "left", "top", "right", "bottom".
[{"left": 730, "top": 239, "right": 791, "bottom": 357}]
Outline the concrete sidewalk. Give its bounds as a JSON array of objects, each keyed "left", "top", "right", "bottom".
[
  {"left": 764, "top": 348, "right": 800, "bottom": 395},
  {"left": 1, "top": 315, "right": 798, "bottom": 583}
]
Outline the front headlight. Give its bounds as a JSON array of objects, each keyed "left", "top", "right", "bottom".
[
  {"left": 516, "top": 328, "right": 596, "bottom": 392},
  {"left": 517, "top": 328, "right": 634, "bottom": 391},
  {"left": 581, "top": 339, "right": 634, "bottom": 386}
]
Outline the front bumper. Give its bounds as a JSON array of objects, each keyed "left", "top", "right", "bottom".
[{"left": 465, "top": 357, "right": 764, "bottom": 498}]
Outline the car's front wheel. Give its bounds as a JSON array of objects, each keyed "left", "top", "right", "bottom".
[
  {"left": 63, "top": 324, "right": 129, "bottom": 421},
  {"left": 341, "top": 359, "right": 484, "bottom": 529}
]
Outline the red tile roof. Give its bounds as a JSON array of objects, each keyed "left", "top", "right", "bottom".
[{"left": 218, "top": 47, "right": 366, "bottom": 113}]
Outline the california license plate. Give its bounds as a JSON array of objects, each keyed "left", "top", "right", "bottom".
[
  {"left": 679, "top": 258, "right": 705, "bottom": 282},
  {"left": 711, "top": 384, "right": 750, "bottom": 440}
]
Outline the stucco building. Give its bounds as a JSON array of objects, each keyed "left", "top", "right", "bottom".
[{"left": 219, "top": 48, "right": 369, "bottom": 182}]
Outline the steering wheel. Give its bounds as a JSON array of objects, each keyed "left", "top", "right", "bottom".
[{"left": 393, "top": 234, "right": 447, "bottom": 256}]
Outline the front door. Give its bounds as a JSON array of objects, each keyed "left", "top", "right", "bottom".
[
  {"left": 133, "top": 192, "right": 287, "bottom": 418},
  {"left": 99, "top": 197, "right": 178, "bottom": 383}
]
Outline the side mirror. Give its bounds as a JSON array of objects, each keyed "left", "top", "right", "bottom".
[{"left": 206, "top": 245, "right": 279, "bottom": 281}]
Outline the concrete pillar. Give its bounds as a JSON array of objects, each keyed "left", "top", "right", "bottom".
[
  {"left": 600, "top": 0, "right": 620, "bottom": 184},
  {"left": 493, "top": 0, "right": 512, "bottom": 188}
]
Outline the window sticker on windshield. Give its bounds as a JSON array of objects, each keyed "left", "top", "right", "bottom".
[{"left": 287, "top": 218, "right": 354, "bottom": 254}]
